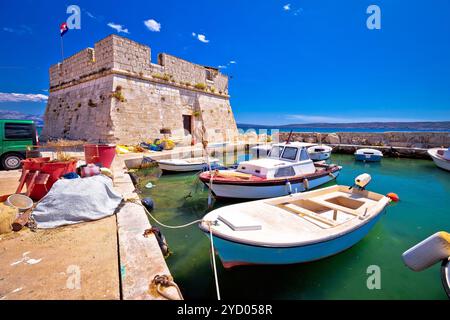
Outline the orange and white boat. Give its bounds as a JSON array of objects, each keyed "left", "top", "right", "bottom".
[{"left": 199, "top": 142, "right": 341, "bottom": 199}]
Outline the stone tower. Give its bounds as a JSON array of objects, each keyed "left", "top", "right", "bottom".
[{"left": 41, "top": 34, "right": 238, "bottom": 144}]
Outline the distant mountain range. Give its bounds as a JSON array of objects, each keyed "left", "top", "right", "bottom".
[
  {"left": 238, "top": 121, "right": 450, "bottom": 131},
  {"left": 0, "top": 110, "right": 44, "bottom": 126}
]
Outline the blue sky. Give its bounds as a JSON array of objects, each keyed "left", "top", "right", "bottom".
[{"left": 0, "top": 0, "right": 449, "bottom": 125}]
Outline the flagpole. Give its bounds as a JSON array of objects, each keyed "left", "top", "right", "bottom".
[{"left": 60, "top": 35, "right": 64, "bottom": 63}]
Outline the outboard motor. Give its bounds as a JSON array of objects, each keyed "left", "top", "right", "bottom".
[{"left": 349, "top": 173, "right": 372, "bottom": 191}]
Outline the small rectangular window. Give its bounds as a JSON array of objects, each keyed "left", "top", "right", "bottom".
[
  {"left": 206, "top": 69, "right": 214, "bottom": 81},
  {"left": 274, "top": 167, "right": 296, "bottom": 178},
  {"left": 281, "top": 147, "right": 298, "bottom": 161},
  {"left": 4, "top": 123, "right": 33, "bottom": 139}
]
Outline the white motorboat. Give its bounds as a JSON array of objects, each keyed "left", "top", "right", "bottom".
[
  {"left": 199, "top": 142, "right": 341, "bottom": 199},
  {"left": 308, "top": 145, "right": 333, "bottom": 161},
  {"left": 157, "top": 157, "right": 220, "bottom": 172},
  {"left": 427, "top": 147, "right": 450, "bottom": 172},
  {"left": 354, "top": 148, "right": 383, "bottom": 162},
  {"left": 200, "top": 174, "right": 390, "bottom": 268}
]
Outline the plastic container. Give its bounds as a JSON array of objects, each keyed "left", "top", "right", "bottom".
[
  {"left": 84, "top": 144, "right": 116, "bottom": 168},
  {"left": 20, "top": 158, "right": 78, "bottom": 200},
  {"left": 21, "top": 157, "right": 51, "bottom": 171},
  {"left": 6, "top": 194, "right": 33, "bottom": 211}
]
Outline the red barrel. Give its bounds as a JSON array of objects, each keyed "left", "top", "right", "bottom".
[{"left": 84, "top": 144, "right": 116, "bottom": 168}]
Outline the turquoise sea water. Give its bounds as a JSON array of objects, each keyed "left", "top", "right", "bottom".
[{"left": 137, "top": 153, "right": 450, "bottom": 300}]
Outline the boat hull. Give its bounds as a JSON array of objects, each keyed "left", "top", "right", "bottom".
[
  {"left": 428, "top": 152, "right": 450, "bottom": 171},
  {"left": 204, "top": 170, "right": 340, "bottom": 199},
  {"left": 206, "top": 212, "right": 383, "bottom": 268},
  {"left": 309, "top": 152, "right": 331, "bottom": 161},
  {"left": 158, "top": 160, "right": 219, "bottom": 172},
  {"left": 355, "top": 154, "right": 382, "bottom": 162}
]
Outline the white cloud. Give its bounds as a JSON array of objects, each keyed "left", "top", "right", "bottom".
[
  {"left": 197, "top": 34, "right": 209, "bottom": 43},
  {"left": 192, "top": 32, "right": 210, "bottom": 43},
  {"left": 229, "top": 60, "right": 236, "bottom": 64},
  {"left": 107, "top": 22, "right": 129, "bottom": 34},
  {"left": 283, "top": 4, "right": 291, "bottom": 11},
  {"left": 0, "top": 93, "right": 48, "bottom": 103},
  {"left": 144, "top": 19, "right": 161, "bottom": 32},
  {"left": 2, "top": 25, "right": 32, "bottom": 35},
  {"left": 218, "top": 65, "right": 227, "bottom": 69}
]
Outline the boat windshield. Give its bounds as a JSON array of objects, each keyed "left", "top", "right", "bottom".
[
  {"left": 269, "top": 146, "right": 284, "bottom": 158},
  {"left": 281, "top": 147, "right": 298, "bottom": 161}
]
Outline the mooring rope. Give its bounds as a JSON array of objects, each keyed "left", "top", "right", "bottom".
[
  {"left": 209, "top": 226, "right": 221, "bottom": 300},
  {"left": 128, "top": 199, "right": 204, "bottom": 229},
  {"left": 151, "top": 274, "right": 184, "bottom": 300}
]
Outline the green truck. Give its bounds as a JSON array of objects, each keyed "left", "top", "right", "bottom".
[{"left": 0, "top": 119, "right": 39, "bottom": 170}]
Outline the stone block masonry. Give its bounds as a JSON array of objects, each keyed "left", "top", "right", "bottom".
[{"left": 41, "top": 35, "right": 238, "bottom": 144}]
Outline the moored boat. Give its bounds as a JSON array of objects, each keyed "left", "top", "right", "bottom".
[
  {"left": 308, "top": 145, "right": 333, "bottom": 161},
  {"left": 354, "top": 148, "right": 383, "bottom": 162},
  {"left": 427, "top": 147, "right": 450, "bottom": 172},
  {"left": 157, "top": 157, "right": 220, "bottom": 172},
  {"left": 199, "top": 142, "right": 341, "bottom": 199},
  {"left": 199, "top": 174, "right": 390, "bottom": 268}
]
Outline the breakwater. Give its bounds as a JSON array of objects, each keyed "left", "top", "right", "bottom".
[{"left": 277, "top": 132, "right": 450, "bottom": 159}]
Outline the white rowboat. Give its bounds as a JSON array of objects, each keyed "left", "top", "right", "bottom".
[{"left": 200, "top": 181, "right": 390, "bottom": 268}]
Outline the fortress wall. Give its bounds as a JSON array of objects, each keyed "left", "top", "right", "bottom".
[
  {"left": 42, "top": 75, "right": 115, "bottom": 142},
  {"left": 43, "top": 35, "right": 238, "bottom": 144}
]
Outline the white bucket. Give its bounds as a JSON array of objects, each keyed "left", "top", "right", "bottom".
[{"left": 5, "top": 194, "right": 34, "bottom": 212}]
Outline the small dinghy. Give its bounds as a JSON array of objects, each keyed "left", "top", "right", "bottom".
[
  {"left": 427, "top": 147, "right": 450, "bottom": 172},
  {"left": 308, "top": 145, "right": 333, "bottom": 161},
  {"left": 199, "top": 142, "right": 341, "bottom": 199},
  {"left": 354, "top": 148, "right": 383, "bottom": 162},
  {"left": 200, "top": 174, "right": 390, "bottom": 268},
  {"left": 157, "top": 157, "right": 219, "bottom": 172}
]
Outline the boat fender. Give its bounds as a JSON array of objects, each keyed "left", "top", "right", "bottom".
[
  {"left": 285, "top": 180, "right": 292, "bottom": 195},
  {"left": 387, "top": 192, "right": 400, "bottom": 202},
  {"left": 402, "top": 231, "right": 450, "bottom": 271},
  {"left": 141, "top": 197, "right": 155, "bottom": 212},
  {"left": 144, "top": 227, "right": 170, "bottom": 257},
  {"left": 303, "top": 178, "right": 310, "bottom": 190},
  {"left": 328, "top": 172, "right": 336, "bottom": 179}
]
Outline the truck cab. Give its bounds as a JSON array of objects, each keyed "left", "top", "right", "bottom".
[{"left": 0, "top": 119, "right": 39, "bottom": 170}]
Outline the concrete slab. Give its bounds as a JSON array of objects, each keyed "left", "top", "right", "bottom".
[{"left": 0, "top": 216, "right": 120, "bottom": 300}]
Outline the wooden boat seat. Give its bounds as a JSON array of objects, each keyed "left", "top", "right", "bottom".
[{"left": 276, "top": 203, "right": 339, "bottom": 228}]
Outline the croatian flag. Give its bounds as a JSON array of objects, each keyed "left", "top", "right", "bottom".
[{"left": 60, "top": 22, "right": 68, "bottom": 37}]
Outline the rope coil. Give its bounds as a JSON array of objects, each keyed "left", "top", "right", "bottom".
[{"left": 151, "top": 274, "right": 184, "bottom": 300}]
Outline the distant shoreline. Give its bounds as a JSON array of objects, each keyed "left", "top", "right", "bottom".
[{"left": 238, "top": 121, "right": 450, "bottom": 133}]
